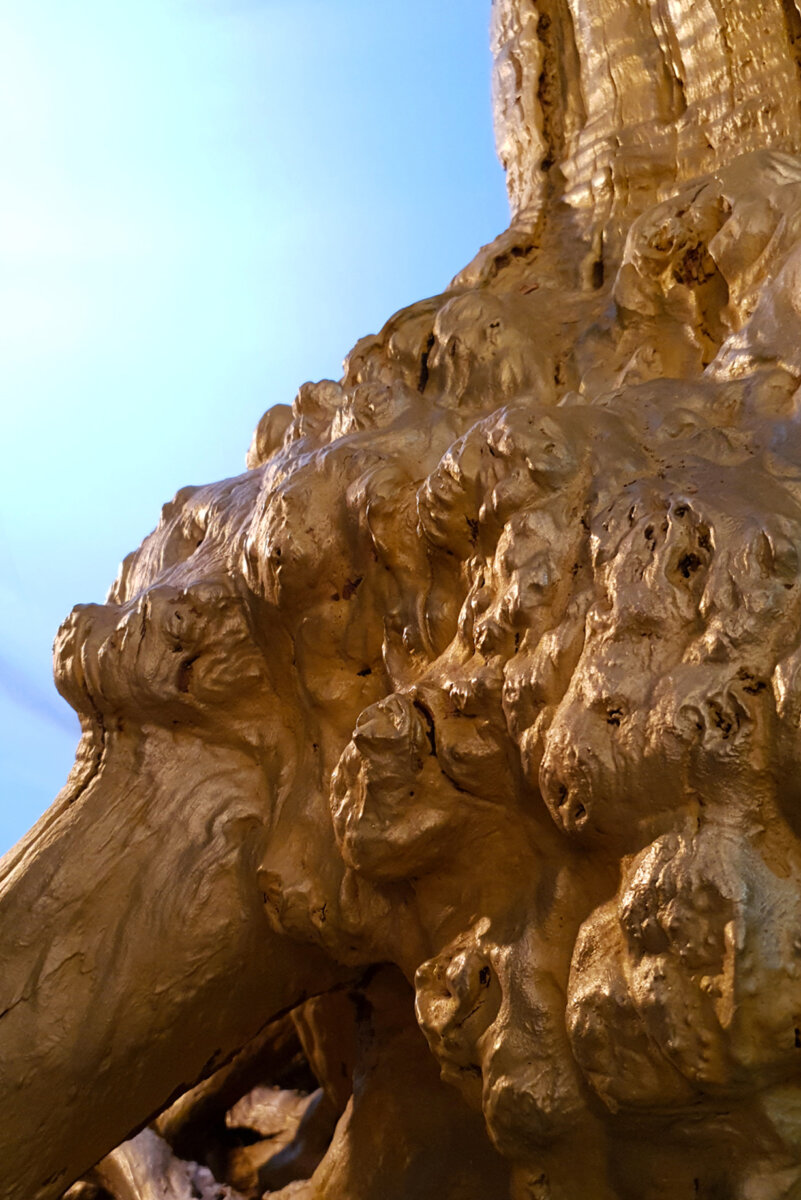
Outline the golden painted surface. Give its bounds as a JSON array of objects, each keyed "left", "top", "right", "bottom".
[{"left": 7, "top": 4, "right": 801, "bottom": 1198}]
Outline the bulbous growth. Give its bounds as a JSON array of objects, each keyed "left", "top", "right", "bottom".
[{"left": 6, "top": 4, "right": 801, "bottom": 1200}]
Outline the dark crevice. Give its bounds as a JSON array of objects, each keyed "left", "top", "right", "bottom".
[
  {"left": 490, "top": 239, "right": 539, "bottom": 277},
  {"left": 413, "top": 699, "right": 438, "bottom": 757},
  {"left": 0, "top": 994, "right": 27, "bottom": 1022},
  {"left": 177, "top": 656, "right": 200, "bottom": 693},
  {"left": 781, "top": 0, "right": 801, "bottom": 91},
  {"left": 535, "top": 6, "right": 563, "bottom": 184},
  {"left": 342, "top": 576, "right": 363, "bottom": 600},
  {"left": 418, "top": 333, "right": 435, "bottom": 393},
  {"left": 459, "top": 1062, "right": 482, "bottom": 1077},
  {"left": 708, "top": 701, "right": 736, "bottom": 739},
  {"left": 737, "top": 669, "right": 767, "bottom": 695},
  {"left": 677, "top": 552, "right": 702, "bottom": 579}
]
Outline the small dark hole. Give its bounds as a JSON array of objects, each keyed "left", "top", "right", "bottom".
[
  {"left": 479, "top": 966, "right": 491, "bottom": 987},
  {"left": 343, "top": 576, "right": 364, "bottom": 600},
  {"left": 738, "top": 669, "right": 767, "bottom": 695},
  {"left": 678, "top": 552, "right": 702, "bottom": 579}
]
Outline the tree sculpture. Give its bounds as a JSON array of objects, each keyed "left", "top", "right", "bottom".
[{"left": 5, "top": 1, "right": 801, "bottom": 1197}]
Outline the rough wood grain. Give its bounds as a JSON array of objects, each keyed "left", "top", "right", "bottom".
[{"left": 7, "top": 2, "right": 801, "bottom": 1197}]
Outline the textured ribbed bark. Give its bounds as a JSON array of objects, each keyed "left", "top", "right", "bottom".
[{"left": 493, "top": 0, "right": 801, "bottom": 257}]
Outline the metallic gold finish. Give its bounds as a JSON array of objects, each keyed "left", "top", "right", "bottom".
[{"left": 6, "top": 3, "right": 801, "bottom": 1197}]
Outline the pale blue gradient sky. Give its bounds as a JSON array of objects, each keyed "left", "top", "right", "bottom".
[{"left": 0, "top": 0, "right": 508, "bottom": 851}]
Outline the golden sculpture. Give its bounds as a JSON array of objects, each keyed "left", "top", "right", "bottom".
[{"left": 5, "top": 2, "right": 801, "bottom": 1197}]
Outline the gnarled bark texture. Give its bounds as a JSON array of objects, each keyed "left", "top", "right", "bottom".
[{"left": 6, "top": 2, "right": 801, "bottom": 1198}]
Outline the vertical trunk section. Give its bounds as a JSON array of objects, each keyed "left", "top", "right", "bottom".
[{"left": 493, "top": 0, "right": 801, "bottom": 265}]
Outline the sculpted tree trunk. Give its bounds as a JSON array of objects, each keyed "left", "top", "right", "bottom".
[
  {"left": 6, "top": 3, "right": 801, "bottom": 1199},
  {"left": 491, "top": 0, "right": 801, "bottom": 266}
]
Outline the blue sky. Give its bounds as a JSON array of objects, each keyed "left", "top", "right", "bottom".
[{"left": 0, "top": 0, "right": 508, "bottom": 852}]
